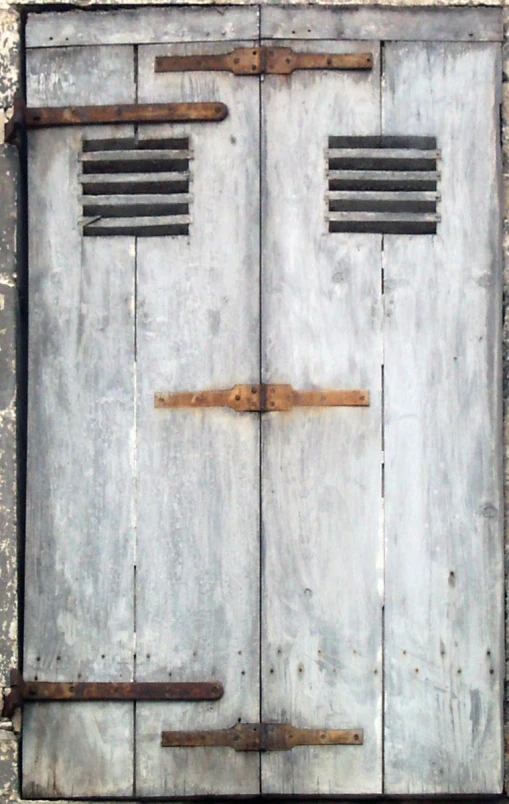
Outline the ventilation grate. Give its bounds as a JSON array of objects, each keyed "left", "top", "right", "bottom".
[
  {"left": 80, "top": 137, "right": 191, "bottom": 237},
  {"left": 326, "top": 136, "right": 440, "bottom": 234}
]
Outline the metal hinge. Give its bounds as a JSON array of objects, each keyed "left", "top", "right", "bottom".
[
  {"left": 155, "top": 47, "right": 373, "bottom": 76},
  {"left": 4, "top": 97, "right": 228, "bottom": 144},
  {"left": 161, "top": 722, "right": 363, "bottom": 751},
  {"left": 1, "top": 669, "right": 223, "bottom": 718},
  {"left": 154, "top": 384, "right": 370, "bottom": 413}
]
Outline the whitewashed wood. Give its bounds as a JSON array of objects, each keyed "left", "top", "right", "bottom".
[
  {"left": 134, "top": 41, "right": 260, "bottom": 797},
  {"left": 26, "top": 45, "right": 135, "bottom": 106},
  {"left": 383, "top": 43, "right": 503, "bottom": 794},
  {"left": 80, "top": 171, "right": 190, "bottom": 194},
  {"left": 23, "top": 46, "right": 136, "bottom": 799},
  {"left": 261, "top": 7, "right": 502, "bottom": 42},
  {"left": 27, "top": 7, "right": 259, "bottom": 48},
  {"left": 261, "top": 40, "right": 382, "bottom": 795}
]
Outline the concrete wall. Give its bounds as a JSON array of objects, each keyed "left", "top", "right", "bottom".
[{"left": 0, "top": 2, "right": 506, "bottom": 801}]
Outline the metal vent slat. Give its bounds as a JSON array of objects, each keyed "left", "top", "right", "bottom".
[
  {"left": 327, "top": 137, "right": 440, "bottom": 234},
  {"left": 80, "top": 137, "right": 191, "bottom": 237}
]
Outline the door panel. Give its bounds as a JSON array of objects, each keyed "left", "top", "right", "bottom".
[
  {"left": 134, "top": 42, "right": 261, "bottom": 797},
  {"left": 24, "top": 46, "right": 136, "bottom": 799},
  {"left": 383, "top": 42, "right": 503, "bottom": 794},
  {"left": 23, "top": 12, "right": 503, "bottom": 799},
  {"left": 261, "top": 40, "right": 383, "bottom": 795}
]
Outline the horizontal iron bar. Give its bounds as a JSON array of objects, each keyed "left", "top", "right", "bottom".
[
  {"left": 161, "top": 722, "right": 364, "bottom": 751},
  {"left": 5, "top": 99, "right": 227, "bottom": 142},
  {"left": 155, "top": 47, "right": 372, "bottom": 76},
  {"left": 2, "top": 670, "right": 223, "bottom": 718},
  {"left": 154, "top": 384, "right": 369, "bottom": 413}
]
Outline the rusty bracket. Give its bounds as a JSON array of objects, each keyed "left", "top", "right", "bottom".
[
  {"left": 154, "top": 384, "right": 369, "bottom": 413},
  {"left": 1, "top": 669, "right": 223, "bottom": 718},
  {"left": 162, "top": 722, "right": 363, "bottom": 751},
  {"left": 155, "top": 47, "right": 373, "bottom": 76},
  {"left": 4, "top": 97, "right": 228, "bottom": 143}
]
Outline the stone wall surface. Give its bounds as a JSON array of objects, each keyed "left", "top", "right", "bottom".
[{"left": 0, "top": 2, "right": 507, "bottom": 801}]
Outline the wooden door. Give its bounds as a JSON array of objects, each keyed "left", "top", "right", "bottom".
[{"left": 22, "top": 7, "right": 503, "bottom": 799}]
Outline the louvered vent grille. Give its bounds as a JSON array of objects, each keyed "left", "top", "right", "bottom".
[
  {"left": 327, "top": 136, "right": 440, "bottom": 234},
  {"left": 80, "top": 137, "right": 191, "bottom": 237}
]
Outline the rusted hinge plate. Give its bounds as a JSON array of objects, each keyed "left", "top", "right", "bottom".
[
  {"left": 161, "top": 722, "right": 363, "bottom": 751},
  {"left": 1, "top": 670, "right": 223, "bottom": 718},
  {"left": 154, "top": 384, "right": 369, "bottom": 413},
  {"left": 155, "top": 47, "right": 373, "bottom": 76},
  {"left": 4, "top": 98, "right": 228, "bottom": 143}
]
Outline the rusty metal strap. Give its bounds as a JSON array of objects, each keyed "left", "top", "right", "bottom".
[
  {"left": 2, "top": 670, "right": 223, "bottom": 718},
  {"left": 155, "top": 47, "right": 373, "bottom": 76},
  {"left": 161, "top": 722, "right": 363, "bottom": 751},
  {"left": 4, "top": 98, "right": 228, "bottom": 143},
  {"left": 154, "top": 384, "right": 369, "bottom": 413}
]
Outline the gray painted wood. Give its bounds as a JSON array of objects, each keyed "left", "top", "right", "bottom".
[
  {"left": 383, "top": 42, "right": 503, "bottom": 794},
  {"left": 134, "top": 41, "right": 260, "bottom": 797},
  {"left": 261, "top": 40, "right": 383, "bottom": 795},
  {"left": 23, "top": 45, "right": 136, "bottom": 799},
  {"left": 27, "top": 7, "right": 259, "bottom": 48},
  {"left": 261, "top": 7, "right": 502, "bottom": 42}
]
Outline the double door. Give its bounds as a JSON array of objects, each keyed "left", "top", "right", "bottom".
[{"left": 22, "top": 7, "right": 503, "bottom": 799}]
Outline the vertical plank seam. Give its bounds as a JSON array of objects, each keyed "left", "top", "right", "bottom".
[
  {"left": 257, "top": 5, "right": 263, "bottom": 793},
  {"left": 133, "top": 41, "right": 139, "bottom": 799},
  {"left": 380, "top": 39, "right": 386, "bottom": 797}
]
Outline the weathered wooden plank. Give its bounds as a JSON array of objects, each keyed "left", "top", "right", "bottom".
[
  {"left": 328, "top": 170, "right": 439, "bottom": 191},
  {"left": 329, "top": 211, "right": 437, "bottom": 222},
  {"left": 27, "top": 7, "right": 259, "bottom": 48},
  {"left": 83, "top": 214, "right": 190, "bottom": 236},
  {"left": 23, "top": 46, "right": 136, "bottom": 799},
  {"left": 80, "top": 171, "right": 190, "bottom": 194},
  {"left": 134, "top": 41, "right": 260, "bottom": 798},
  {"left": 383, "top": 42, "right": 503, "bottom": 794},
  {"left": 261, "top": 7, "right": 502, "bottom": 42},
  {"left": 261, "top": 40, "right": 382, "bottom": 796},
  {"left": 26, "top": 45, "right": 135, "bottom": 107},
  {"left": 81, "top": 193, "right": 191, "bottom": 213},
  {"left": 81, "top": 148, "right": 191, "bottom": 168}
]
